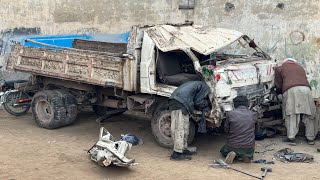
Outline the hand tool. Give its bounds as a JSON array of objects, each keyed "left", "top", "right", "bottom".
[
  {"left": 260, "top": 167, "right": 272, "bottom": 180},
  {"left": 209, "top": 159, "right": 261, "bottom": 179}
]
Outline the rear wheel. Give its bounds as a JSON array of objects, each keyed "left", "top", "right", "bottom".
[
  {"left": 32, "top": 90, "right": 77, "bottom": 129},
  {"left": 3, "top": 91, "right": 30, "bottom": 116},
  {"left": 151, "top": 103, "right": 195, "bottom": 148}
]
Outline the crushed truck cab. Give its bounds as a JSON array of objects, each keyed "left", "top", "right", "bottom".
[
  {"left": 6, "top": 24, "right": 278, "bottom": 148},
  {"left": 139, "top": 25, "right": 276, "bottom": 127}
]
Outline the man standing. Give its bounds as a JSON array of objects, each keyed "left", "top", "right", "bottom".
[
  {"left": 220, "top": 96, "right": 256, "bottom": 164},
  {"left": 275, "top": 58, "right": 316, "bottom": 145},
  {"left": 169, "top": 81, "right": 211, "bottom": 160}
]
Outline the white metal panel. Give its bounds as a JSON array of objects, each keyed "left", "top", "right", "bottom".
[
  {"left": 140, "top": 33, "right": 177, "bottom": 97},
  {"left": 145, "top": 25, "right": 244, "bottom": 55}
]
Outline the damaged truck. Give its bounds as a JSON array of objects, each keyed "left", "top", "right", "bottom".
[{"left": 5, "top": 24, "right": 278, "bottom": 148}]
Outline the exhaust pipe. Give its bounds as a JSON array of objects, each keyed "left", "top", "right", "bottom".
[{"left": 13, "top": 102, "right": 31, "bottom": 108}]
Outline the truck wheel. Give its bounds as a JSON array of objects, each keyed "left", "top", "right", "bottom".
[
  {"left": 55, "top": 90, "right": 78, "bottom": 126},
  {"left": 151, "top": 104, "right": 195, "bottom": 148},
  {"left": 32, "top": 90, "right": 77, "bottom": 129}
]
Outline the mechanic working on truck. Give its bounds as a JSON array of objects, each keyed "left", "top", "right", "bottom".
[
  {"left": 275, "top": 58, "right": 317, "bottom": 145},
  {"left": 220, "top": 96, "right": 256, "bottom": 164},
  {"left": 169, "top": 81, "right": 211, "bottom": 160}
]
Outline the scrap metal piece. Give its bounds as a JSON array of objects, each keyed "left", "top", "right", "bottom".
[
  {"left": 209, "top": 159, "right": 261, "bottom": 179},
  {"left": 88, "top": 127, "right": 137, "bottom": 167},
  {"left": 273, "top": 148, "right": 314, "bottom": 163}
]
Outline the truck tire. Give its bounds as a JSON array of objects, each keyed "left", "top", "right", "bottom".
[
  {"left": 55, "top": 90, "right": 78, "bottom": 126},
  {"left": 31, "top": 90, "right": 77, "bottom": 129},
  {"left": 151, "top": 103, "right": 195, "bottom": 148}
]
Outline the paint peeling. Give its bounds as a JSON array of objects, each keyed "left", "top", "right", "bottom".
[
  {"left": 225, "top": 2, "right": 235, "bottom": 12},
  {"left": 276, "top": 3, "right": 285, "bottom": 10},
  {"left": 315, "top": 37, "right": 320, "bottom": 45},
  {"left": 0, "top": 27, "right": 41, "bottom": 55}
]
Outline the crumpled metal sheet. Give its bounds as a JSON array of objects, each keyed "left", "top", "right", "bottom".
[
  {"left": 273, "top": 148, "right": 314, "bottom": 163},
  {"left": 145, "top": 25, "right": 244, "bottom": 55}
]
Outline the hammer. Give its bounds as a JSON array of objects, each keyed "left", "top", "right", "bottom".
[{"left": 260, "top": 167, "right": 272, "bottom": 180}]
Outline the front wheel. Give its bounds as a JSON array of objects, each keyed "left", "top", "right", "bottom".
[
  {"left": 151, "top": 105, "right": 195, "bottom": 148},
  {"left": 3, "top": 91, "right": 30, "bottom": 116}
]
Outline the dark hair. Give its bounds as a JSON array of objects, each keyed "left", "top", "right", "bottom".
[{"left": 233, "top": 96, "right": 249, "bottom": 108}]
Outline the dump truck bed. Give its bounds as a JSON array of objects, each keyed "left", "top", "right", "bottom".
[{"left": 6, "top": 43, "right": 136, "bottom": 91}]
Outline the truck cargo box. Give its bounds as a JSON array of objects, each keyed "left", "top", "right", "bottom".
[{"left": 6, "top": 44, "right": 136, "bottom": 91}]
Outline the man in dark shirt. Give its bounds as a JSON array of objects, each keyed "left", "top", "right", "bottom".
[
  {"left": 220, "top": 96, "right": 256, "bottom": 164},
  {"left": 169, "top": 81, "right": 211, "bottom": 160}
]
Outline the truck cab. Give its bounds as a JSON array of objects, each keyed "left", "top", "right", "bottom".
[{"left": 132, "top": 25, "right": 277, "bottom": 147}]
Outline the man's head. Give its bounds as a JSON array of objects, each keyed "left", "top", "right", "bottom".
[{"left": 233, "top": 96, "right": 249, "bottom": 108}]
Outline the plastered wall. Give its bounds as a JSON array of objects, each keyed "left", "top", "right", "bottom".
[{"left": 1, "top": 0, "right": 319, "bottom": 95}]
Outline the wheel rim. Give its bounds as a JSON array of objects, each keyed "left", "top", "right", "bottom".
[
  {"left": 6, "top": 92, "right": 29, "bottom": 113},
  {"left": 158, "top": 112, "right": 172, "bottom": 140},
  {"left": 36, "top": 100, "right": 54, "bottom": 122}
]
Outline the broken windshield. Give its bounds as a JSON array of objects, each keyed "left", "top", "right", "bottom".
[{"left": 199, "top": 36, "right": 270, "bottom": 67}]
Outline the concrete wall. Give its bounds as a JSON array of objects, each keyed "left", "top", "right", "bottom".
[{"left": 1, "top": 0, "right": 320, "bottom": 94}]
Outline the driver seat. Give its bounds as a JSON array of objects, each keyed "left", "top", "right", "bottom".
[{"left": 156, "top": 52, "right": 201, "bottom": 86}]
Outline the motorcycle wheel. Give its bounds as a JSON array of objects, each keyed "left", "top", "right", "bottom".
[{"left": 3, "top": 91, "right": 31, "bottom": 116}]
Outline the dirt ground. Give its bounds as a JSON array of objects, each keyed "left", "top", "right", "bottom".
[{"left": 1, "top": 108, "right": 320, "bottom": 180}]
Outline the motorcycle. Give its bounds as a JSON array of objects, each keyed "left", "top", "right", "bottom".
[{"left": 0, "top": 79, "right": 32, "bottom": 116}]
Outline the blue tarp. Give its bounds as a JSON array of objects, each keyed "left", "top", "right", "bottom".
[
  {"left": 21, "top": 32, "right": 130, "bottom": 49},
  {"left": 23, "top": 34, "right": 93, "bottom": 48},
  {"left": 0, "top": 32, "right": 130, "bottom": 58}
]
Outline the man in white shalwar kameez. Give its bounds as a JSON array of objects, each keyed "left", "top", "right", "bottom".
[{"left": 275, "top": 58, "right": 317, "bottom": 145}]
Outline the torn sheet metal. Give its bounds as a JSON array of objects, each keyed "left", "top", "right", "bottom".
[
  {"left": 88, "top": 127, "right": 137, "bottom": 167},
  {"left": 145, "top": 25, "right": 244, "bottom": 55}
]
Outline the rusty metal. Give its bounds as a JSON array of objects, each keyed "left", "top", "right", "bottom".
[
  {"left": 158, "top": 111, "right": 172, "bottom": 140},
  {"left": 8, "top": 44, "right": 133, "bottom": 90},
  {"left": 25, "top": 39, "right": 122, "bottom": 56},
  {"left": 42, "top": 77, "right": 95, "bottom": 92},
  {"left": 72, "top": 39, "right": 127, "bottom": 54},
  {"left": 127, "top": 94, "right": 154, "bottom": 111},
  {"left": 102, "top": 99, "right": 125, "bottom": 109}
]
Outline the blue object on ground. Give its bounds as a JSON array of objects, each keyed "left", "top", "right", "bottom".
[
  {"left": 22, "top": 34, "right": 92, "bottom": 48},
  {"left": 121, "top": 133, "right": 143, "bottom": 145}
]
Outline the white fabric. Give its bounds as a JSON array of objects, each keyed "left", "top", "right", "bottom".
[
  {"left": 171, "top": 110, "right": 189, "bottom": 153},
  {"left": 283, "top": 86, "right": 317, "bottom": 140},
  {"left": 316, "top": 107, "right": 320, "bottom": 133},
  {"left": 283, "top": 86, "right": 316, "bottom": 117},
  {"left": 285, "top": 114, "right": 317, "bottom": 140}
]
